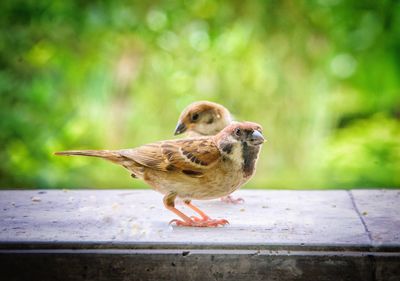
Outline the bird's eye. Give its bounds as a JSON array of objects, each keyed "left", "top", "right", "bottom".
[
  {"left": 235, "top": 128, "right": 241, "bottom": 136},
  {"left": 191, "top": 113, "right": 199, "bottom": 122}
]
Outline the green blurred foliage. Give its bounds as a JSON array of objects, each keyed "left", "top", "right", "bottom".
[{"left": 1, "top": 0, "right": 399, "bottom": 189}]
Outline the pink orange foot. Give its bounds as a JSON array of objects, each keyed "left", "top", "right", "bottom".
[
  {"left": 220, "top": 195, "right": 244, "bottom": 204},
  {"left": 169, "top": 218, "right": 229, "bottom": 227}
]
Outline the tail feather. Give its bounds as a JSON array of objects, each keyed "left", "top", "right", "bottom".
[{"left": 54, "top": 150, "right": 123, "bottom": 162}]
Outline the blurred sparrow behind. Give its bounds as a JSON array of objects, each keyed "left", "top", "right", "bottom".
[
  {"left": 174, "top": 101, "right": 233, "bottom": 137},
  {"left": 55, "top": 122, "right": 265, "bottom": 227}
]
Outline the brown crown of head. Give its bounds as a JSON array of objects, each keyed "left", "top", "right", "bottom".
[{"left": 216, "top": 121, "right": 265, "bottom": 146}]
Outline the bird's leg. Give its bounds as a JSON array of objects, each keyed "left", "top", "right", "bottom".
[
  {"left": 184, "top": 200, "right": 210, "bottom": 221},
  {"left": 220, "top": 195, "right": 244, "bottom": 204},
  {"left": 163, "top": 193, "right": 193, "bottom": 224}
]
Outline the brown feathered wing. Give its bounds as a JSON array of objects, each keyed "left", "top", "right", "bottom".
[{"left": 119, "top": 138, "right": 221, "bottom": 176}]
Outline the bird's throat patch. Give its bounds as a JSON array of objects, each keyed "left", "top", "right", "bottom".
[{"left": 241, "top": 142, "right": 259, "bottom": 177}]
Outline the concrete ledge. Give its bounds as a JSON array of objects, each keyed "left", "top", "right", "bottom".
[{"left": 0, "top": 189, "right": 399, "bottom": 280}]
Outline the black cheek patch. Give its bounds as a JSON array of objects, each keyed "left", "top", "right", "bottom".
[{"left": 220, "top": 142, "right": 233, "bottom": 154}]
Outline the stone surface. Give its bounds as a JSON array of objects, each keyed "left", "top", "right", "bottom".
[
  {"left": 0, "top": 190, "right": 372, "bottom": 248},
  {"left": 0, "top": 189, "right": 399, "bottom": 281},
  {"left": 351, "top": 189, "right": 400, "bottom": 247}
]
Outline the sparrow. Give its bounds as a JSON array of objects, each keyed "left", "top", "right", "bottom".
[
  {"left": 174, "top": 101, "right": 233, "bottom": 137},
  {"left": 175, "top": 101, "right": 244, "bottom": 204},
  {"left": 55, "top": 122, "right": 265, "bottom": 227}
]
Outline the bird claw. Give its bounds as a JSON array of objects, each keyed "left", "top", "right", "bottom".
[
  {"left": 220, "top": 195, "right": 245, "bottom": 204},
  {"left": 169, "top": 218, "right": 229, "bottom": 227},
  {"left": 190, "top": 216, "right": 203, "bottom": 222}
]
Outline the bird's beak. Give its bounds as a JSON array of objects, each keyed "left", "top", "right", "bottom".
[
  {"left": 174, "top": 122, "right": 187, "bottom": 135},
  {"left": 249, "top": 130, "right": 265, "bottom": 145}
]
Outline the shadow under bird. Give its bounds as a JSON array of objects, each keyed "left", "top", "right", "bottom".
[{"left": 55, "top": 121, "right": 265, "bottom": 227}]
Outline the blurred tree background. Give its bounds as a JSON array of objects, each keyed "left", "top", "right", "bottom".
[{"left": 1, "top": 0, "right": 399, "bottom": 189}]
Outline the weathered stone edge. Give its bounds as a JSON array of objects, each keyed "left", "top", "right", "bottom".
[{"left": 1, "top": 241, "right": 399, "bottom": 252}]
